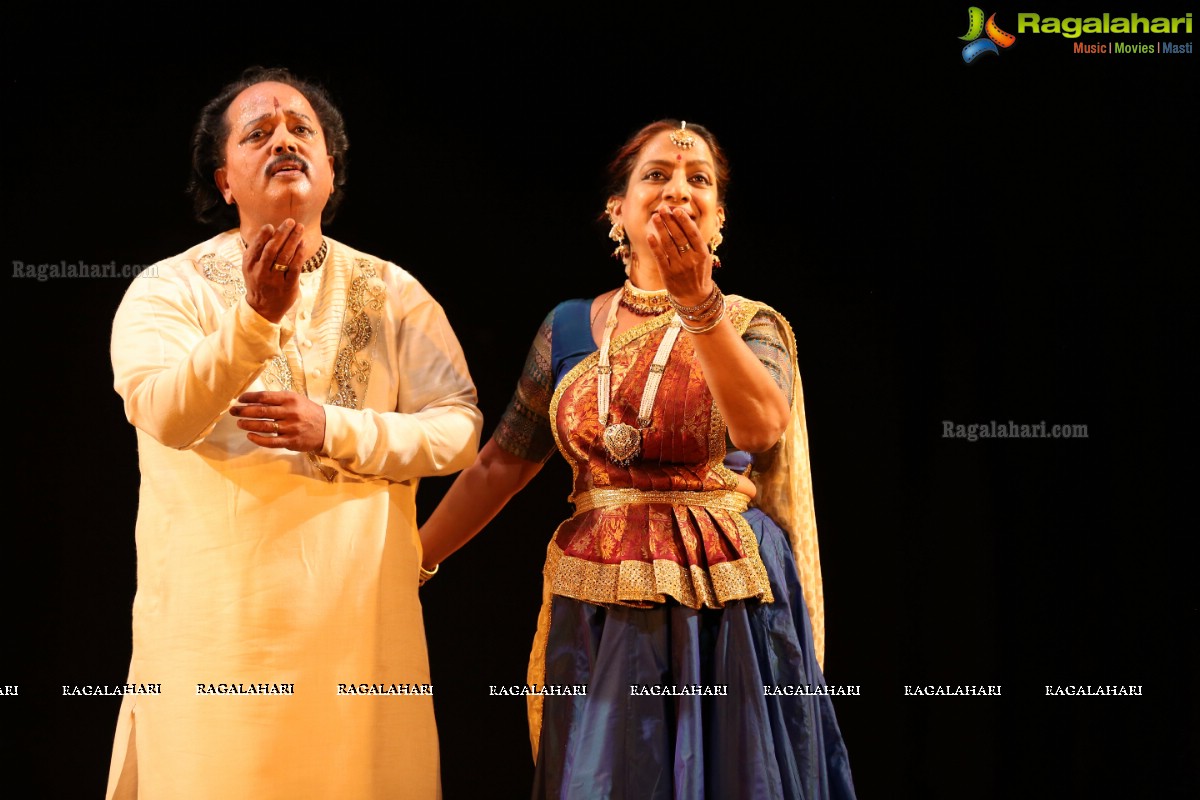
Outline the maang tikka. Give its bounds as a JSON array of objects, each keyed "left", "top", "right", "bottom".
[{"left": 669, "top": 121, "right": 696, "bottom": 150}]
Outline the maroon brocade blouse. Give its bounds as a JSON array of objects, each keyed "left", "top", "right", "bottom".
[{"left": 496, "top": 296, "right": 796, "bottom": 610}]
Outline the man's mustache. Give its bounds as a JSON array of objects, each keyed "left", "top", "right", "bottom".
[{"left": 266, "top": 154, "right": 310, "bottom": 176}]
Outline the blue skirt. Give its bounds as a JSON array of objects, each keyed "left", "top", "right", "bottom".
[{"left": 532, "top": 508, "right": 857, "bottom": 799}]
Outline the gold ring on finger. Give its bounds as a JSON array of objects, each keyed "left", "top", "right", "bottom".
[{"left": 272, "top": 263, "right": 290, "bottom": 272}]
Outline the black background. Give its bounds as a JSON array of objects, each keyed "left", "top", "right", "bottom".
[{"left": 3, "top": 5, "right": 1195, "bottom": 798}]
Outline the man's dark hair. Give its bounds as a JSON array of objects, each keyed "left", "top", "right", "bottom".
[{"left": 188, "top": 66, "right": 350, "bottom": 227}]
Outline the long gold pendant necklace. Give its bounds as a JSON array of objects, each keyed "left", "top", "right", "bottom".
[{"left": 596, "top": 285, "right": 681, "bottom": 466}]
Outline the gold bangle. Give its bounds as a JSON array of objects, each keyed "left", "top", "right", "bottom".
[
  {"left": 418, "top": 563, "right": 440, "bottom": 586},
  {"left": 678, "top": 298, "right": 726, "bottom": 334},
  {"left": 668, "top": 283, "right": 722, "bottom": 319}
]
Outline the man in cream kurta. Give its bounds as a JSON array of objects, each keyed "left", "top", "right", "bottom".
[{"left": 106, "top": 68, "right": 481, "bottom": 799}]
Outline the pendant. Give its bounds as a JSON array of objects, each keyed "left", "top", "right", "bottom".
[{"left": 602, "top": 423, "right": 642, "bottom": 466}]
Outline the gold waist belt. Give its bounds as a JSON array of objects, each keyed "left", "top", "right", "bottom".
[{"left": 571, "top": 488, "right": 751, "bottom": 516}]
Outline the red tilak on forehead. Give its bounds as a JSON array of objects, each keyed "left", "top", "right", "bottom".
[
  {"left": 676, "top": 154, "right": 682, "bottom": 161},
  {"left": 273, "top": 97, "right": 281, "bottom": 111}
]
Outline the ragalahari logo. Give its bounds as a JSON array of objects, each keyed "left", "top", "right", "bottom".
[{"left": 960, "top": 7, "right": 1017, "bottom": 62}]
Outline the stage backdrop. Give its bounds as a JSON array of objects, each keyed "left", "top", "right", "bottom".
[{"left": 4, "top": 8, "right": 1195, "bottom": 798}]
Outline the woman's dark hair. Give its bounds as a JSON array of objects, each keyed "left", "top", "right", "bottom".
[
  {"left": 603, "top": 119, "right": 731, "bottom": 206},
  {"left": 188, "top": 66, "right": 349, "bottom": 227}
]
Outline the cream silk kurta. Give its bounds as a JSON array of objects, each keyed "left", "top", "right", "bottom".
[{"left": 106, "top": 231, "right": 481, "bottom": 799}]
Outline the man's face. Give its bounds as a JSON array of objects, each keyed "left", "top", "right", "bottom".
[{"left": 214, "top": 81, "right": 335, "bottom": 226}]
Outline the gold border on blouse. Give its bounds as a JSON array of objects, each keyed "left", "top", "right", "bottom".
[{"left": 547, "top": 502, "right": 773, "bottom": 610}]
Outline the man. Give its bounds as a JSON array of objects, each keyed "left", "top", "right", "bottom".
[{"left": 106, "top": 66, "right": 481, "bottom": 799}]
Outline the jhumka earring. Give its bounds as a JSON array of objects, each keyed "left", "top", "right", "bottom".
[
  {"left": 605, "top": 198, "right": 631, "bottom": 266},
  {"left": 709, "top": 210, "right": 726, "bottom": 269}
]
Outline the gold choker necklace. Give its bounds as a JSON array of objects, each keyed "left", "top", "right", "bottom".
[
  {"left": 299, "top": 239, "right": 329, "bottom": 273},
  {"left": 238, "top": 237, "right": 329, "bottom": 273},
  {"left": 619, "top": 280, "right": 672, "bottom": 316}
]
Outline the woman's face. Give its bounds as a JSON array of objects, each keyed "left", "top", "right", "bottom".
[{"left": 611, "top": 129, "right": 724, "bottom": 262}]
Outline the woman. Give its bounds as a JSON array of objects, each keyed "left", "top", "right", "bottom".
[{"left": 420, "top": 120, "right": 856, "bottom": 799}]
